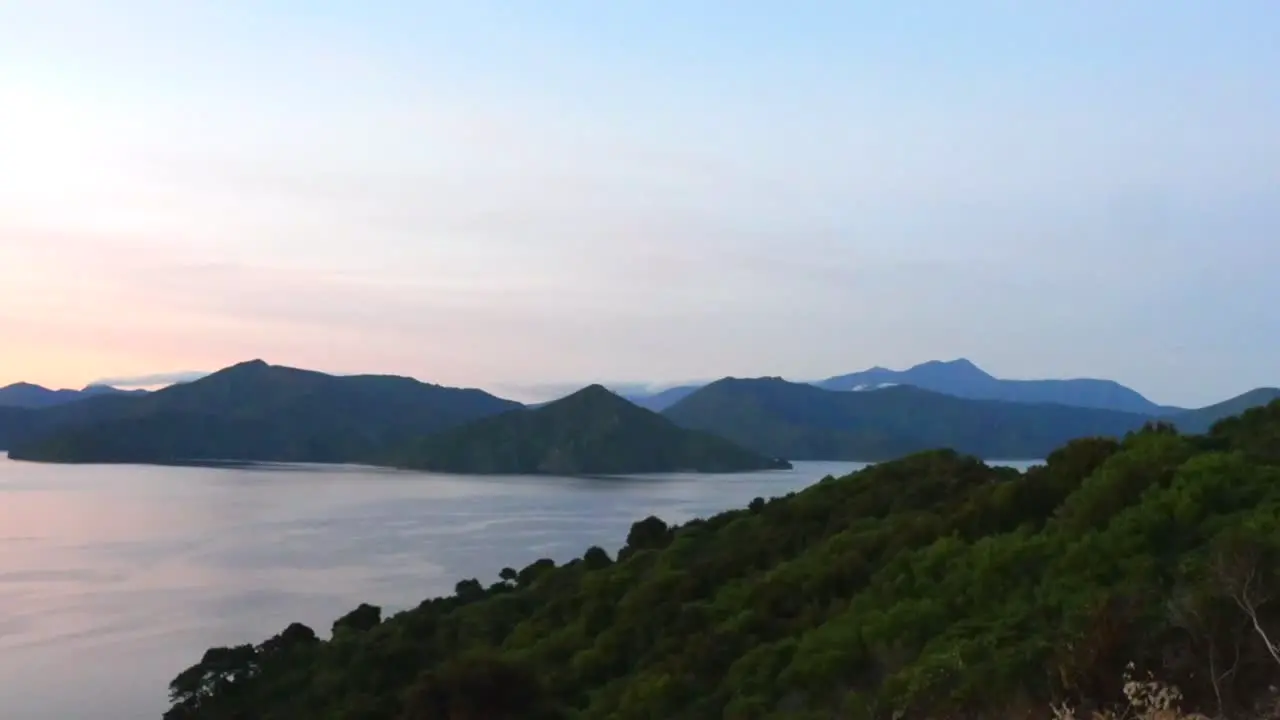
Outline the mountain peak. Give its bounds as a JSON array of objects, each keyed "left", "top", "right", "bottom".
[
  {"left": 0, "top": 382, "right": 63, "bottom": 409},
  {"left": 81, "top": 384, "right": 127, "bottom": 393},
  {"left": 812, "top": 358, "right": 1169, "bottom": 414},
  {"left": 542, "top": 384, "right": 633, "bottom": 413},
  {"left": 394, "top": 382, "right": 786, "bottom": 475},
  {"left": 190, "top": 359, "right": 269, "bottom": 381},
  {"left": 911, "top": 358, "right": 990, "bottom": 375},
  {"left": 0, "top": 381, "right": 47, "bottom": 392},
  {"left": 229, "top": 359, "right": 271, "bottom": 371}
]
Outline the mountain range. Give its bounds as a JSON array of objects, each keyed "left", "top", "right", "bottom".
[
  {"left": 655, "top": 375, "right": 1276, "bottom": 459},
  {"left": 2, "top": 358, "right": 1276, "bottom": 468},
  {"left": 810, "top": 358, "right": 1182, "bottom": 414},
  {"left": 2, "top": 362, "right": 781, "bottom": 473},
  {"left": 0, "top": 382, "right": 145, "bottom": 409},
  {"left": 623, "top": 358, "right": 1183, "bottom": 414},
  {"left": 663, "top": 376, "right": 1157, "bottom": 461},
  {"left": 5, "top": 360, "right": 521, "bottom": 465}
]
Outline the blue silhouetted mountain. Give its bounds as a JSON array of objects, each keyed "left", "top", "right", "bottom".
[
  {"left": 663, "top": 376, "right": 1157, "bottom": 461},
  {"left": 6, "top": 360, "right": 521, "bottom": 464},
  {"left": 6, "top": 359, "right": 1277, "bottom": 470},
  {"left": 621, "top": 385, "right": 702, "bottom": 412},
  {"left": 0, "top": 407, "right": 37, "bottom": 450},
  {"left": 0, "top": 382, "right": 145, "bottom": 409},
  {"left": 813, "top": 358, "right": 1175, "bottom": 415},
  {"left": 388, "top": 384, "right": 790, "bottom": 474},
  {"left": 1166, "top": 387, "right": 1280, "bottom": 434}
]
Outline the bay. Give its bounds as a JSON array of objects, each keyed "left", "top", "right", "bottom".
[{"left": 0, "top": 455, "right": 872, "bottom": 719}]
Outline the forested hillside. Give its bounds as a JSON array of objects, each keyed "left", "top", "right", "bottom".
[
  {"left": 663, "top": 377, "right": 1153, "bottom": 461},
  {"left": 1170, "top": 388, "right": 1280, "bottom": 434},
  {"left": 8, "top": 360, "right": 521, "bottom": 464},
  {"left": 165, "top": 401, "right": 1280, "bottom": 720},
  {"left": 0, "top": 407, "right": 36, "bottom": 450},
  {"left": 389, "top": 385, "right": 789, "bottom": 474}
]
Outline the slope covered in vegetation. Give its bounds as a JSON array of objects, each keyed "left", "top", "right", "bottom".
[
  {"left": 167, "top": 401, "right": 1280, "bottom": 719},
  {"left": 663, "top": 377, "right": 1155, "bottom": 461},
  {"left": 388, "top": 384, "right": 790, "bottom": 474},
  {"left": 1169, "top": 387, "right": 1280, "bottom": 435},
  {"left": 0, "top": 406, "right": 36, "bottom": 450},
  {"left": 8, "top": 360, "right": 521, "bottom": 464}
]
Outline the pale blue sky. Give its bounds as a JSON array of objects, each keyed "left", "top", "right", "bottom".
[{"left": 0, "top": 1, "right": 1276, "bottom": 405}]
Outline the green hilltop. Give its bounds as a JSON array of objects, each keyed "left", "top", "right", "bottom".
[
  {"left": 387, "top": 384, "right": 791, "bottom": 474},
  {"left": 163, "top": 400, "right": 1280, "bottom": 720}
]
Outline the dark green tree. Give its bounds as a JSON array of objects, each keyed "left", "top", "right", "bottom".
[{"left": 333, "top": 603, "right": 382, "bottom": 635}]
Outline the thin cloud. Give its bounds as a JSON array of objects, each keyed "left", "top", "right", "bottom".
[{"left": 91, "top": 371, "right": 209, "bottom": 388}]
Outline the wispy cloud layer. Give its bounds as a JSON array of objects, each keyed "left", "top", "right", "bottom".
[{"left": 90, "top": 371, "right": 210, "bottom": 389}]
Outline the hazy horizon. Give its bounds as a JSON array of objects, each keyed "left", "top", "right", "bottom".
[
  {"left": 2, "top": 2, "right": 1276, "bottom": 407},
  {"left": 0, "top": 355, "right": 1271, "bottom": 408}
]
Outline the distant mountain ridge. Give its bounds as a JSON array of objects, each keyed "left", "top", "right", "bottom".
[
  {"left": 388, "top": 384, "right": 789, "bottom": 474},
  {"left": 1168, "top": 387, "right": 1280, "bottom": 434},
  {"left": 4, "top": 359, "right": 1276, "bottom": 468},
  {"left": 812, "top": 358, "right": 1178, "bottom": 415},
  {"left": 0, "top": 382, "right": 145, "bottom": 409},
  {"left": 6, "top": 360, "right": 521, "bottom": 464},
  {"left": 662, "top": 376, "right": 1157, "bottom": 461},
  {"left": 618, "top": 358, "right": 1178, "bottom": 415},
  {"left": 4, "top": 362, "right": 787, "bottom": 474},
  {"left": 621, "top": 385, "right": 701, "bottom": 412}
]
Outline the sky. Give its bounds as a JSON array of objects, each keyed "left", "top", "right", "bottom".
[{"left": 0, "top": 1, "right": 1276, "bottom": 406}]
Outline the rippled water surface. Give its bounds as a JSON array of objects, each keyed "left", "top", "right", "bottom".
[{"left": 0, "top": 455, "right": 876, "bottom": 720}]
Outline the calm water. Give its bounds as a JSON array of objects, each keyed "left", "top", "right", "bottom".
[{"left": 0, "top": 455, "right": 869, "bottom": 720}]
